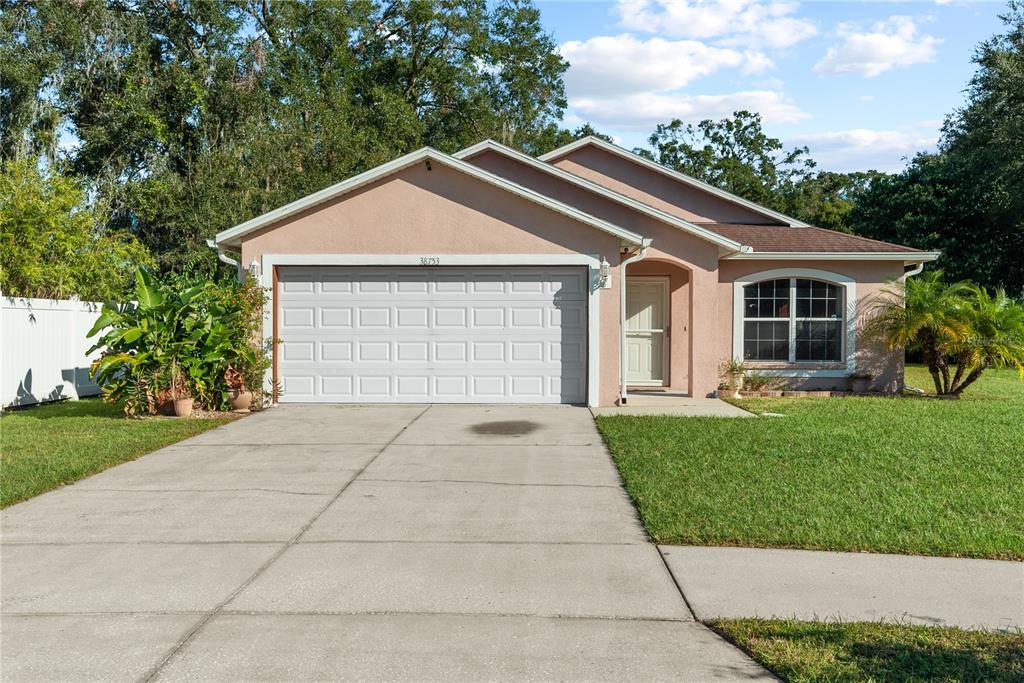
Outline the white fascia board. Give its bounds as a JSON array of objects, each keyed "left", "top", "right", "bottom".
[
  {"left": 539, "top": 136, "right": 810, "bottom": 228},
  {"left": 215, "top": 146, "right": 646, "bottom": 249},
  {"left": 454, "top": 140, "right": 747, "bottom": 253},
  {"left": 723, "top": 251, "right": 941, "bottom": 261}
]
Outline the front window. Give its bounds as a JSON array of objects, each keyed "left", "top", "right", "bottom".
[{"left": 743, "top": 278, "right": 843, "bottom": 363}]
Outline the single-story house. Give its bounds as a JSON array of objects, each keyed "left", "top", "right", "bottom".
[{"left": 211, "top": 136, "right": 938, "bottom": 407}]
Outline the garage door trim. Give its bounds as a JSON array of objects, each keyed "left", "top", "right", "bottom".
[{"left": 260, "top": 254, "right": 603, "bottom": 406}]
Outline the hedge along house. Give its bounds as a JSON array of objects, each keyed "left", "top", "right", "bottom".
[{"left": 211, "top": 136, "right": 938, "bottom": 407}]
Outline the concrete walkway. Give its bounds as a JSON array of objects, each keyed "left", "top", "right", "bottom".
[
  {"left": 1, "top": 405, "right": 770, "bottom": 682},
  {"left": 660, "top": 545, "right": 1024, "bottom": 632},
  {"left": 592, "top": 397, "right": 754, "bottom": 417}
]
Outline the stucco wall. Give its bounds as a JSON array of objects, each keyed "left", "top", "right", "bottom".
[
  {"left": 717, "top": 260, "right": 906, "bottom": 391},
  {"left": 240, "top": 162, "right": 626, "bottom": 405},
  {"left": 467, "top": 149, "right": 722, "bottom": 397},
  {"left": 549, "top": 146, "right": 772, "bottom": 225}
]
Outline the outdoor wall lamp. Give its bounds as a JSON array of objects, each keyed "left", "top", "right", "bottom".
[
  {"left": 598, "top": 257, "right": 611, "bottom": 289},
  {"left": 248, "top": 259, "right": 261, "bottom": 280}
]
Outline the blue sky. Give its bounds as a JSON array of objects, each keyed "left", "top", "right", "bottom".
[{"left": 536, "top": 1, "right": 1006, "bottom": 171}]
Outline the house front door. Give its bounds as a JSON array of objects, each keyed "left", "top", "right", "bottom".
[{"left": 625, "top": 277, "right": 668, "bottom": 385}]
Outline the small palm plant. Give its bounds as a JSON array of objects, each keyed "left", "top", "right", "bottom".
[
  {"left": 866, "top": 271, "right": 1024, "bottom": 396},
  {"left": 946, "top": 286, "right": 1024, "bottom": 396}
]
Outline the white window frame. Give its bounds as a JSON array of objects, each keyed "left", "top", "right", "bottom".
[
  {"left": 732, "top": 268, "right": 856, "bottom": 377},
  {"left": 260, "top": 253, "right": 604, "bottom": 406}
]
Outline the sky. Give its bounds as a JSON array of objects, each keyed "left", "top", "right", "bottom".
[{"left": 535, "top": 0, "right": 1007, "bottom": 172}]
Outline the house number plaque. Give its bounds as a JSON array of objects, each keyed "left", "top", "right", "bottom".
[{"left": 419, "top": 257, "right": 440, "bottom": 265}]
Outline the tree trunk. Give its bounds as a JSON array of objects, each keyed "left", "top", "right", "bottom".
[
  {"left": 920, "top": 335, "right": 945, "bottom": 395},
  {"left": 950, "top": 366, "right": 987, "bottom": 396}
]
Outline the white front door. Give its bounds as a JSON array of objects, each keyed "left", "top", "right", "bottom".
[
  {"left": 626, "top": 277, "right": 668, "bottom": 385},
  {"left": 275, "top": 266, "right": 588, "bottom": 403}
]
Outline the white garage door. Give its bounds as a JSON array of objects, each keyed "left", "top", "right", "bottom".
[{"left": 276, "top": 266, "right": 588, "bottom": 403}]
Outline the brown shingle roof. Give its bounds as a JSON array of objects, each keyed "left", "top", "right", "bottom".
[{"left": 696, "top": 223, "right": 925, "bottom": 253}]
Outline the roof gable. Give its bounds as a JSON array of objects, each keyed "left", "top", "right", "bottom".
[
  {"left": 539, "top": 136, "right": 809, "bottom": 227},
  {"left": 214, "top": 147, "right": 647, "bottom": 249},
  {"left": 455, "top": 140, "right": 746, "bottom": 253}
]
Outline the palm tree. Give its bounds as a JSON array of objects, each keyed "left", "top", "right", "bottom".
[
  {"left": 946, "top": 286, "right": 1024, "bottom": 396},
  {"left": 867, "top": 272, "right": 1024, "bottom": 396},
  {"left": 865, "top": 271, "right": 971, "bottom": 395}
]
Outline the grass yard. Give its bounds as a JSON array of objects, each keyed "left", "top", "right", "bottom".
[
  {"left": 595, "top": 366, "right": 1024, "bottom": 560},
  {"left": 0, "top": 399, "right": 234, "bottom": 507},
  {"left": 712, "top": 619, "right": 1024, "bottom": 683}
]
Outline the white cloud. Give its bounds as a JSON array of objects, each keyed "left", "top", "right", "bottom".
[
  {"left": 741, "top": 51, "right": 776, "bottom": 75},
  {"left": 790, "top": 126, "right": 938, "bottom": 171},
  {"left": 859, "top": 95, "right": 876, "bottom": 102},
  {"left": 813, "top": 16, "right": 941, "bottom": 77},
  {"left": 615, "top": 0, "right": 817, "bottom": 49},
  {"left": 568, "top": 90, "right": 811, "bottom": 129},
  {"left": 559, "top": 34, "right": 748, "bottom": 97}
]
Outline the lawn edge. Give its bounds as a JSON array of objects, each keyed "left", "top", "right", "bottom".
[{"left": 1, "top": 407, "right": 241, "bottom": 508}]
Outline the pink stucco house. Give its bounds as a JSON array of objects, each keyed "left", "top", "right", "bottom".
[{"left": 211, "top": 136, "right": 937, "bottom": 407}]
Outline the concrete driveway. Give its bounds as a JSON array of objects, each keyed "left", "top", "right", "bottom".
[{"left": 2, "top": 405, "right": 769, "bottom": 682}]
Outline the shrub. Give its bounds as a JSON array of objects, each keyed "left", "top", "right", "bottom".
[
  {"left": 866, "top": 271, "right": 1024, "bottom": 396},
  {"left": 744, "top": 371, "right": 786, "bottom": 391},
  {"left": 0, "top": 157, "right": 153, "bottom": 300},
  {"left": 88, "top": 269, "right": 275, "bottom": 415}
]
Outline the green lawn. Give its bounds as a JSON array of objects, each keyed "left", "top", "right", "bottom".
[
  {"left": 712, "top": 619, "right": 1024, "bottom": 683},
  {"left": 0, "top": 399, "right": 234, "bottom": 507},
  {"left": 595, "top": 366, "right": 1024, "bottom": 560}
]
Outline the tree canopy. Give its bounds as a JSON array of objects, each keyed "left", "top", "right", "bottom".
[
  {"left": 0, "top": 157, "right": 152, "bottom": 300},
  {"left": 1, "top": 0, "right": 572, "bottom": 273},
  {"left": 844, "top": 2, "right": 1024, "bottom": 293},
  {"left": 634, "top": 111, "right": 876, "bottom": 233},
  {"left": 1, "top": 0, "right": 1020, "bottom": 293}
]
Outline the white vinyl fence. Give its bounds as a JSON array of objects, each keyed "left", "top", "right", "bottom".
[{"left": 1, "top": 296, "right": 106, "bottom": 408}]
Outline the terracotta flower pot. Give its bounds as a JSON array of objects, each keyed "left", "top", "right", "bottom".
[
  {"left": 173, "top": 398, "right": 194, "bottom": 418},
  {"left": 229, "top": 390, "right": 253, "bottom": 412}
]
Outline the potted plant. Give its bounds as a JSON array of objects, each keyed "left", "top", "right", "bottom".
[
  {"left": 224, "top": 365, "right": 253, "bottom": 412},
  {"left": 169, "top": 360, "right": 194, "bottom": 418},
  {"left": 849, "top": 371, "right": 873, "bottom": 394},
  {"left": 720, "top": 358, "right": 746, "bottom": 399}
]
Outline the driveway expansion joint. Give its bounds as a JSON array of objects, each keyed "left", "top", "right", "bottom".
[
  {"left": 357, "top": 477, "right": 621, "bottom": 489},
  {"left": 295, "top": 539, "right": 645, "bottom": 546},
  {"left": 216, "top": 608, "right": 693, "bottom": 623},
  {"left": 69, "top": 487, "right": 331, "bottom": 497},
  {"left": 139, "top": 405, "right": 434, "bottom": 683}
]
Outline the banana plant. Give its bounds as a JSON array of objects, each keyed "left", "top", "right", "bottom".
[{"left": 87, "top": 268, "right": 264, "bottom": 415}]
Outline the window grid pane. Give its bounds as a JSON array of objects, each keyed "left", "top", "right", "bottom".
[
  {"left": 795, "top": 320, "right": 842, "bottom": 362},
  {"left": 795, "top": 279, "right": 839, "bottom": 320},
  {"left": 743, "top": 321, "right": 789, "bottom": 361},
  {"left": 743, "top": 279, "right": 790, "bottom": 319}
]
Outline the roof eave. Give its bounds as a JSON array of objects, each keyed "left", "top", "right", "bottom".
[
  {"left": 722, "top": 251, "right": 942, "bottom": 261},
  {"left": 214, "top": 146, "right": 647, "bottom": 249},
  {"left": 453, "top": 139, "right": 748, "bottom": 253},
  {"left": 539, "top": 136, "right": 811, "bottom": 228}
]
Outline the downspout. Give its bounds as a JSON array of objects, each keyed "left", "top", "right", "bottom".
[
  {"left": 903, "top": 261, "right": 925, "bottom": 280},
  {"left": 206, "top": 239, "right": 243, "bottom": 281},
  {"left": 619, "top": 239, "right": 652, "bottom": 405}
]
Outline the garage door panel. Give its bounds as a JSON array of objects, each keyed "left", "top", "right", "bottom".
[{"left": 277, "top": 267, "right": 587, "bottom": 404}]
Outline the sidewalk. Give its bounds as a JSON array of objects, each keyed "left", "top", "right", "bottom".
[{"left": 660, "top": 545, "right": 1023, "bottom": 632}]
